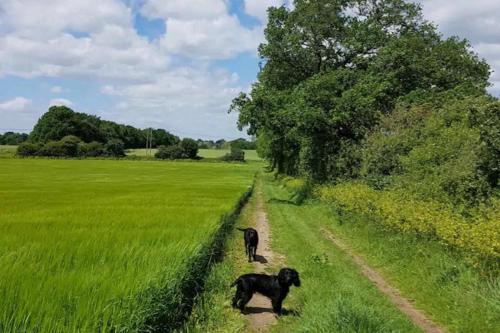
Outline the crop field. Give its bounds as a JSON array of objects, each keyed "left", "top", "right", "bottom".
[
  {"left": 0, "top": 159, "right": 256, "bottom": 332},
  {"left": 127, "top": 148, "right": 262, "bottom": 161},
  {"left": 0, "top": 145, "right": 16, "bottom": 158}
]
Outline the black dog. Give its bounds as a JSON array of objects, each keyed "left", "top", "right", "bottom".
[
  {"left": 237, "top": 227, "right": 258, "bottom": 262},
  {"left": 231, "top": 268, "right": 300, "bottom": 315}
]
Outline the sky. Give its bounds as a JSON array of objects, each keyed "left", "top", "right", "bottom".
[{"left": 0, "top": 0, "right": 499, "bottom": 139}]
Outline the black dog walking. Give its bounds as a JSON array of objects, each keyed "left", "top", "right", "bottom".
[
  {"left": 237, "top": 227, "right": 258, "bottom": 262},
  {"left": 231, "top": 268, "right": 301, "bottom": 315}
]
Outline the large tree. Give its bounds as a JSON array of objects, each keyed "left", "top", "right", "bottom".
[{"left": 231, "top": 0, "right": 490, "bottom": 180}]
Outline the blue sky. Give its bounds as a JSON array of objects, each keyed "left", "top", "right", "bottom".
[{"left": 0, "top": 0, "right": 499, "bottom": 139}]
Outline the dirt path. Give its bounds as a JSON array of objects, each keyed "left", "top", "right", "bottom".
[
  {"left": 243, "top": 187, "right": 277, "bottom": 332},
  {"left": 321, "top": 228, "right": 445, "bottom": 333}
]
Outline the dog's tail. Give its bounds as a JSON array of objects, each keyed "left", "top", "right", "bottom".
[
  {"left": 230, "top": 277, "right": 241, "bottom": 288},
  {"left": 236, "top": 228, "right": 248, "bottom": 232}
]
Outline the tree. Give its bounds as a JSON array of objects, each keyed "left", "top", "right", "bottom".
[
  {"left": 180, "top": 138, "right": 199, "bottom": 159},
  {"left": 231, "top": 0, "right": 490, "bottom": 181},
  {"left": 105, "top": 139, "right": 125, "bottom": 157},
  {"left": 155, "top": 145, "right": 184, "bottom": 160}
]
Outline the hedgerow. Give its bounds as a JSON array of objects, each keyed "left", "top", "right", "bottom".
[{"left": 317, "top": 183, "right": 500, "bottom": 264}]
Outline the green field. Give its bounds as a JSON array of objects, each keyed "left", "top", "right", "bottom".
[
  {"left": 127, "top": 148, "right": 261, "bottom": 161},
  {"left": 0, "top": 159, "right": 256, "bottom": 332},
  {"left": 0, "top": 145, "right": 16, "bottom": 158}
]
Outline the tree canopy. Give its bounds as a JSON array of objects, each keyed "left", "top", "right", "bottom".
[
  {"left": 29, "top": 106, "right": 179, "bottom": 149},
  {"left": 231, "top": 0, "right": 491, "bottom": 182}
]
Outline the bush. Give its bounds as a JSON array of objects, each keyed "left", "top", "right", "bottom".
[
  {"left": 17, "top": 142, "right": 41, "bottom": 157},
  {"left": 317, "top": 183, "right": 500, "bottom": 261},
  {"left": 80, "top": 141, "right": 104, "bottom": 157},
  {"left": 105, "top": 139, "right": 125, "bottom": 157},
  {"left": 155, "top": 145, "right": 184, "bottom": 160},
  {"left": 39, "top": 141, "right": 66, "bottom": 157},
  {"left": 180, "top": 138, "right": 199, "bottom": 159},
  {"left": 60, "top": 135, "right": 82, "bottom": 157},
  {"left": 220, "top": 147, "right": 245, "bottom": 162}
]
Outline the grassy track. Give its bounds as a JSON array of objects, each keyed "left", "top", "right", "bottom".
[
  {"left": 184, "top": 175, "right": 421, "bottom": 332},
  {"left": 0, "top": 159, "right": 257, "bottom": 332},
  {"left": 127, "top": 148, "right": 262, "bottom": 161},
  {"left": 322, "top": 199, "right": 500, "bottom": 333}
]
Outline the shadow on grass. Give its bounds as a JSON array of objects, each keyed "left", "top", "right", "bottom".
[
  {"left": 254, "top": 255, "right": 268, "bottom": 264},
  {"left": 267, "top": 198, "right": 300, "bottom": 206},
  {"left": 242, "top": 307, "right": 301, "bottom": 317}
]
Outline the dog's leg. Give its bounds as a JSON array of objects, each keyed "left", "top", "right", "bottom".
[
  {"left": 252, "top": 245, "right": 257, "bottom": 261},
  {"left": 247, "top": 245, "right": 252, "bottom": 262},
  {"left": 232, "top": 288, "right": 242, "bottom": 308},
  {"left": 239, "top": 292, "right": 252, "bottom": 313},
  {"left": 271, "top": 297, "right": 283, "bottom": 315}
]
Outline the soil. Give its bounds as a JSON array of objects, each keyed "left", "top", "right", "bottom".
[{"left": 243, "top": 188, "right": 277, "bottom": 332}]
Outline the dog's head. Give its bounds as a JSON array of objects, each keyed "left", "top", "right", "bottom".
[{"left": 278, "top": 268, "right": 301, "bottom": 287}]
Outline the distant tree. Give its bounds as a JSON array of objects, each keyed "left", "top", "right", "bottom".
[
  {"left": 220, "top": 147, "right": 245, "bottom": 162},
  {"left": 104, "top": 139, "right": 125, "bottom": 157},
  {"left": 180, "top": 138, "right": 199, "bottom": 159},
  {"left": 0, "top": 132, "right": 28, "bottom": 145},
  {"left": 155, "top": 145, "right": 184, "bottom": 160}
]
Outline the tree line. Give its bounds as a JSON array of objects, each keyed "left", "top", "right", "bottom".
[
  {"left": 231, "top": 0, "right": 499, "bottom": 208},
  {"left": 0, "top": 132, "right": 28, "bottom": 145},
  {"left": 15, "top": 106, "right": 256, "bottom": 160}
]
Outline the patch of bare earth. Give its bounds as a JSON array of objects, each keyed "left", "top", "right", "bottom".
[
  {"left": 243, "top": 188, "right": 277, "bottom": 332},
  {"left": 322, "top": 228, "right": 446, "bottom": 333}
]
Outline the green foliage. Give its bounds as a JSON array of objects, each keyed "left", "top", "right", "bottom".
[
  {"left": 179, "top": 138, "right": 199, "bottom": 159},
  {"left": 229, "top": 138, "right": 256, "bottom": 150},
  {"left": 219, "top": 147, "right": 245, "bottom": 162},
  {"left": 360, "top": 97, "right": 499, "bottom": 207},
  {"left": 29, "top": 106, "right": 179, "bottom": 149},
  {"left": 80, "top": 141, "right": 104, "bottom": 157},
  {"left": 231, "top": 0, "right": 491, "bottom": 184},
  {"left": 155, "top": 139, "right": 199, "bottom": 160},
  {"left": 16, "top": 142, "right": 41, "bottom": 157},
  {"left": 317, "top": 183, "right": 500, "bottom": 262},
  {"left": 104, "top": 139, "right": 125, "bottom": 157},
  {"left": 155, "top": 145, "right": 185, "bottom": 160},
  {"left": 0, "top": 132, "right": 28, "bottom": 145}
]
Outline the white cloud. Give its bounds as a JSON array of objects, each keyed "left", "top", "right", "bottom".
[
  {"left": 141, "top": 0, "right": 227, "bottom": 20},
  {"left": 161, "top": 16, "right": 262, "bottom": 59},
  {"left": 49, "top": 98, "right": 74, "bottom": 107},
  {"left": 416, "top": 0, "right": 500, "bottom": 96},
  {"left": 244, "top": 0, "right": 286, "bottom": 22},
  {"left": 0, "top": 97, "right": 32, "bottom": 112}
]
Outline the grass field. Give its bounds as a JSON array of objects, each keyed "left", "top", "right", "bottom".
[
  {"left": 0, "top": 159, "right": 257, "bottom": 332},
  {"left": 127, "top": 148, "right": 261, "bottom": 161},
  {"left": 0, "top": 145, "right": 16, "bottom": 158}
]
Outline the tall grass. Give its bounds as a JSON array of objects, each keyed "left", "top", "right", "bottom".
[{"left": 0, "top": 159, "right": 256, "bottom": 332}]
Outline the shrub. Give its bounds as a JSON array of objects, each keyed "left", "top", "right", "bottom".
[
  {"left": 220, "top": 147, "right": 245, "bottom": 162},
  {"left": 317, "top": 183, "right": 500, "bottom": 261},
  {"left": 60, "top": 135, "right": 82, "bottom": 157},
  {"left": 39, "top": 141, "right": 66, "bottom": 157},
  {"left": 180, "top": 138, "right": 199, "bottom": 159},
  {"left": 155, "top": 145, "right": 184, "bottom": 160},
  {"left": 17, "top": 142, "right": 41, "bottom": 157},
  {"left": 80, "top": 141, "right": 104, "bottom": 157},
  {"left": 105, "top": 139, "right": 125, "bottom": 157}
]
